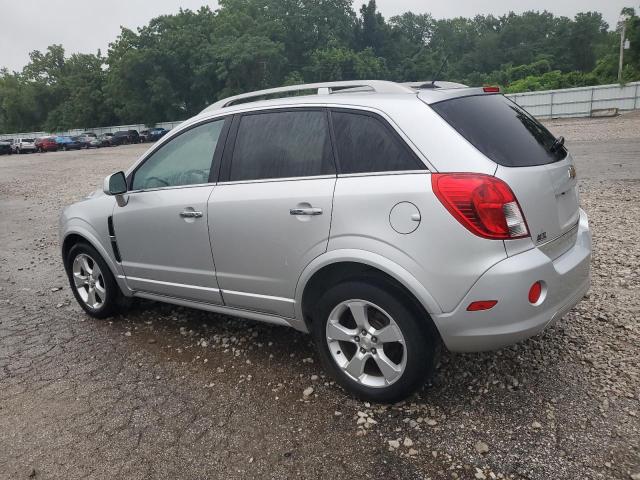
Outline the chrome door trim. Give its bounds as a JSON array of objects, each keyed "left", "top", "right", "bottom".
[
  {"left": 133, "top": 291, "right": 295, "bottom": 327},
  {"left": 126, "top": 182, "right": 215, "bottom": 195},
  {"left": 216, "top": 174, "right": 336, "bottom": 186},
  {"left": 337, "top": 170, "right": 428, "bottom": 178},
  {"left": 221, "top": 289, "right": 296, "bottom": 304},
  {"left": 126, "top": 276, "right": 220, "bottom": 292}
]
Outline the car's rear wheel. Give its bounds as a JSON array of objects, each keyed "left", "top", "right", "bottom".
[
  {"left": 312, "top": 280, "right": 437, "bottom": 403},
  {"left": 66, "top": 243, "right": 123, "bottom": 318}
]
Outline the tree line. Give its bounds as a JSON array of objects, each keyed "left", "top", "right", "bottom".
[{"left": 1, "top": 0, "right": 639, "bottom": 134}]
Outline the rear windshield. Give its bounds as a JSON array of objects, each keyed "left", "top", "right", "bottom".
[
  {"left": 430, "top": 94, "right": 566, "bottom": 167},
  {"left": 23, "top": 138, "right": 34, "bottom": 142}
]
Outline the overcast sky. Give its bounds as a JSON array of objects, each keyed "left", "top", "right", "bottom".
[{"left": 0, "top": 0, "right": 632, "bottom": 72}]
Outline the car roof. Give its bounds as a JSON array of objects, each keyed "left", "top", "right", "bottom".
[{"left": 196, "top": 80, "right": 491, "bottom": 120}]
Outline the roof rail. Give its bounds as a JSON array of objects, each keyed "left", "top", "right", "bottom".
[{"left": 201, "top": 80, "right": 414, "bottom": 113}]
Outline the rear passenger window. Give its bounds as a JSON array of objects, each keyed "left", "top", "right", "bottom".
[
  {"left": 230, "top": 110, "right": 334, "bottom": 181},
  {"left": 331, "top": 111, "right": 422, "bottom": 174}
]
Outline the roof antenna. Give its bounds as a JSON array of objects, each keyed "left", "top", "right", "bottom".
[
  {"left": 420, "top": 55, "right": 449, "bottom": 89},
  {"left": 431, "top": 54, "right": 449, "bottom": 87}
]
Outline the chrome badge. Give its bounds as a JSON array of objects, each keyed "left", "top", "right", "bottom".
[{"left": 568, "top": 165, "right": 577, "bottom": 179}]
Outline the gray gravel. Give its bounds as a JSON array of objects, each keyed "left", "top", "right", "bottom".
[{"left": 0, "top": 113, "right": 639, "bottom": 479}]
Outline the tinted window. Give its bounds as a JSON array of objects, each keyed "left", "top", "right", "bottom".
[
  {"left": 331, "top": 111, "right": 422, "bottom": 174},
  {"left": 132, "top": 120, "right": 224, "bottom": 190},
  {"left": 230, "top": 110, "right": 334, "bottom": 181},
  {"left": 430, "top": 94, "right": 567, "bottom": 167}
]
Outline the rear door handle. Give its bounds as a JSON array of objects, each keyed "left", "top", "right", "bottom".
[
  {"left": 179, "top": 210, "right": 203, "bottom": 218},
  {"left": 290, "top": 207, "right": 323, "bottom": 216}
]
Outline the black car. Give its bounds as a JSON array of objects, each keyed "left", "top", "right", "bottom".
[
  {"left": 112, "top": 130, "right": 141, "bottom": 145},
  {"left": 148, "top": 128, "right": 169, "bottom": 141},
  {"left": 0, "top": 141, "right": 12, "bottom": 155}
]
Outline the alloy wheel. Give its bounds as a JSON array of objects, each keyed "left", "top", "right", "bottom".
[
  {"left": 72, "top": 253, "right": 106, "bottom": 309},
  {"left": 325, "top": 299, "right": 407, "bottom": 388}
]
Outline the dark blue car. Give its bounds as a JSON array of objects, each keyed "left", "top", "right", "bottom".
[{"left": 55, "top": 136, "right": 83, "bottom": 151}]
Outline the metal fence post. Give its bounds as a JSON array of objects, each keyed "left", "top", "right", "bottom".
[
  {"left": 634, "top": 83, "right": 639, "bottom": 110},
  {"left": 589, "top": 87, "right": 594, "bottom": 117},
  {"left": 550, "top": 92, "right": 554, "bottom": 118}
]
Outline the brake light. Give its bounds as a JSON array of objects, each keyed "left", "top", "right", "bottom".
[
  {"left": 483, "top": 86, "right": 500, "bottom": 93},
  {"left": 431, "top": 173, "right": 529, "bottom": 239}
]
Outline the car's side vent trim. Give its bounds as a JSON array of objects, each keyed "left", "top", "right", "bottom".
[{"left": 107, "top": 216, "right": 122, "bottom": 262}]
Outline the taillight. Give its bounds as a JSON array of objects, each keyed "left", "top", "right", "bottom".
[
  {"left": 431, "top": 173, "right": 529, "bottom": 240},
  {"left": 483, "top": 86, "right": 500, "bottom": 93}
]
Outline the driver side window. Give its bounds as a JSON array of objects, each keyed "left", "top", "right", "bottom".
[{"left": 132, "top": 120, "right": 225, "bottom": 190}]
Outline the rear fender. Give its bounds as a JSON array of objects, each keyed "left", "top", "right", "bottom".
[{"left": 294, "top": 249, "right": 443, "bottom": 332}]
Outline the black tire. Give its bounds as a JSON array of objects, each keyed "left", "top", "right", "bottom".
[
  {"left": 65, "top": 242, "right": 123, "bottom": 319},
  {"left": 311, "top": 279, "right": 438, "bottom": 403}
]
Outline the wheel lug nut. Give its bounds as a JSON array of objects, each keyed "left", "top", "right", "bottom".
[
  {"left": 371, "top": 348, "right": 377, "bottom": 354},
  {"left": 360, "top": 347, "right": 366, "bottom": 354},
  {"left": 354, "top": 336, "right": 360, "bottom": 342},
  {"left": 361, "top": 329, "right": 367, "bottom": 336},
  {"left": 371, "top": 336, "right": 377, "bottom": 343}
]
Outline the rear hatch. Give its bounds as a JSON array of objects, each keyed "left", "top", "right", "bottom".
[{"left": 429, "top": 93, "right": 580, "bottom": 247}]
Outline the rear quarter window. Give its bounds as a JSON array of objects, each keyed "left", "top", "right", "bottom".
[
  {"left": 331, "top": 110, "right": 423, "bottom": 174},
  {"left": 430, "top": 94, "right": 566, "bottom": 167}
]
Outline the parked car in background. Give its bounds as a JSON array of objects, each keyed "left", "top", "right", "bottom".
[
  {"left": 0, "top": 141, "right": 12, "bottom": 155},
  {"left": 96, "top": 134, "right": 113, "bottom": 147},
  {"left": 113, "top": 129, "right": 141, "bottom": 145},
  {"left": 110, "top": 132, "right": 129, "bottom": 146},
  {"left": 55, "top": 136, "right": 83, "bottom": 151},
  {"left": 147, "top": 127, "right": 169, "bottom": 142},
  {"left": 12, "top": 138, "right": 37, "bottom": 154},
  {"left": 82, "top": 132, "right": 97, "bottom": 138},
  {"left": 35, "top": 136, "right": 59, "bottom": 152},
  {"left": 139, "top": 130, "right": 150, "bottom": 143},
  {"left": 75, "top": 134, "right": 100, "bottom": 148}
]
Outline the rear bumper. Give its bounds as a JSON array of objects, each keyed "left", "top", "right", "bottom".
[{"left": 433, "top": 208, "right": 591, "bottom": 352}]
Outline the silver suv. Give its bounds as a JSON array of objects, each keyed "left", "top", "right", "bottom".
[{"left": 60, "top": 80, "right": 591, "bottom": 402}]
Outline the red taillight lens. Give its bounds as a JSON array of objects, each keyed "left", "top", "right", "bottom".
[
  {"left": 467, "top": 300, "right": 498, "bottom": 311},
  {"left": 483, "top": 86, "right": 500, "bottom": 93},
  {"left": 528, "top": 281, "right": 542, "bottom": 304},
  {"left": 431, "top": 173, "right": 529, "bottom": 240}
]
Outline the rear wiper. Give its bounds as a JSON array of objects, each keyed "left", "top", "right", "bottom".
[{"left": 550, "top": 136, "right": 565, "bottom": 152}]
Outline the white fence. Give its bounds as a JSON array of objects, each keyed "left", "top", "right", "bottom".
[
  {"left": 2, "top": 81, "right": 640, "bottom": 140},
  {"left": 507, "top": 81, "right": 640, "bottom": 119}
]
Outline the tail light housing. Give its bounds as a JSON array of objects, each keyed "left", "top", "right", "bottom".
[{"left": 431, "top": 173, "right": 529, "bottom": 240}]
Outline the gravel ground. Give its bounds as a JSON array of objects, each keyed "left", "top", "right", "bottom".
[{"left": 0, "top": 113, "right": 639, "bottom": 480}]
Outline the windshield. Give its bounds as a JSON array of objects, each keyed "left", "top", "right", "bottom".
[{"left": 430, "top": 94, "right": 567, "bottom": 167}]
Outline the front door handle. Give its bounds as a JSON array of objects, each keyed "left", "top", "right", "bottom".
[
  {"left": 290, "top": 207, "right": 323, "bottom": 216},
  {"left": 179, "top": 210, "right": 203, "bottom": 218}
]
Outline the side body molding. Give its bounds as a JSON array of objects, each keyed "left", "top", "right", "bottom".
[{"left": 294, "top": 248, "right": 443, "bottom": 332}]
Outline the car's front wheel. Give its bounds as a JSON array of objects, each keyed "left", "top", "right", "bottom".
[
  {"left": 312, "top": 280, "right": 438, "bottom": 403},
  {"left": 66, "top": 243, "right": 123, "bottom": 318}
]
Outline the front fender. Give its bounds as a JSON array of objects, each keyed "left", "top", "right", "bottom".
[
  {"left": 61, "top": 218, "right": 132, "bottom": 296},
  {"left": 294, "top": 248, "right": 443, "bottom": 331}
]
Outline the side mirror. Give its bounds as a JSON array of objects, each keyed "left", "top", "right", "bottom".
[{"left": 103, "top": 171, "right": 127, "bottom": 196}]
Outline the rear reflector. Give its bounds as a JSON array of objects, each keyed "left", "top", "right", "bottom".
[
  {"left": 467, "top": 300, "right": 498, "bottom": 311},
  {"left": 528, "top": 281, "right": 542, "bottom": 304},
  {"left": 483, "top": 86, "right": 500, "bottom": 93},
  {"left": 431, "top": 173, "right": 529, "bottom": 240}
]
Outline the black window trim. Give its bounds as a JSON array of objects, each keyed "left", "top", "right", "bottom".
[
  {"left": 126, "top": 115, "right": 232, "bottom": 191},
  {"left": 328, "top": 107, "right": 427, "bottom": 175},
  {"left": 218, "top": 107, "right": 337, "bottom": 184}
]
